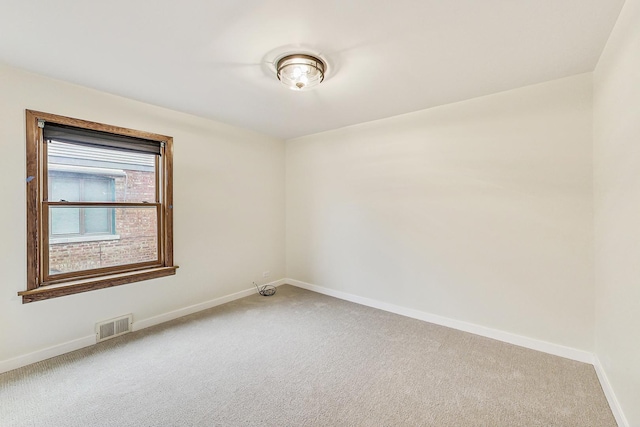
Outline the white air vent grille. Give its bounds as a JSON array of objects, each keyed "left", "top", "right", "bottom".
[{"left": 96, "top": 314, "right": 133, "bottom": 342}]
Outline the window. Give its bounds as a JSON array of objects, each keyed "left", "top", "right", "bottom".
[
  {"left": 49, "top": 171, "right": 116, "bottom": 239},
  {"left": 21, "top": 110, "right": 177, "bottom": 303}
]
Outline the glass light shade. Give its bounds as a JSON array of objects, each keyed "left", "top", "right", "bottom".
[{"left": 276, "top": 54, "right": 325, "bottom": 91}]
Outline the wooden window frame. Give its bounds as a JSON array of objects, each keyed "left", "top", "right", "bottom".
[{"left": 20, "top": 110, "right": 177, "bottom": 303}]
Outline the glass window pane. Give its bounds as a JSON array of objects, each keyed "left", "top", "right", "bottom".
[
  {"left": 48, "top": 206, "right": 158, "bottom": 276},
  {"left": 84, "top": 178, "right": 113, "bottom": 202},
  {"left": 51, "top": 207, "right": 80, "bottom": 235},
  {"left": 48, "top": 140, "right": 156, "bottom": 203},
  {"left": 50, "top": 176, "right": 80, "bottom": 202},
  {"left": 84, "top": 207, "right": 112, "bottom": 234}
]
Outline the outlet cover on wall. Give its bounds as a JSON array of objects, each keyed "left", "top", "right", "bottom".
[{"left": 263, "top": 271, "right": 271, "bottom": 279}]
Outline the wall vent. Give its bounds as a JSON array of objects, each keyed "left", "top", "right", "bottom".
[{"left": 96, "top": 314, "right": 133, "bottom": 342}]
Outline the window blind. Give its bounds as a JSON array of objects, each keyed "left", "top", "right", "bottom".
[{"left": 43, "top": 123, "right": 162, "bottom": 155}]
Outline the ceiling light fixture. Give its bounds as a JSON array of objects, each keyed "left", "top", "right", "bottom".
[{"left": 276, "top": 54, "right": 326, "bottom": 91}]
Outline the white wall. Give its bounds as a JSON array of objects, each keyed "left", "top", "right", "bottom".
[
  {"left": 286, "top": 74, "right": 595, "bottom": 351},
  {"left": 0, "top": 64, "right": 285, "bottom": 363},
  {"left": 593, "top": 0, "right": 640, "bottom": 424}
]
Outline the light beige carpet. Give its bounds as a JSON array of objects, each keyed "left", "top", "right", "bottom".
[{"left": 0, "top": 285, "right": 616, "bottom": 426}]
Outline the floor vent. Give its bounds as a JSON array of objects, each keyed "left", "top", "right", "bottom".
[{"left": 96, "top": 314, "right": 133, "bottom": 342}]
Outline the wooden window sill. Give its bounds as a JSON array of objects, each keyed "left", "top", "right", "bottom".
[{"left": 18, "top": 266, "right": 178, "bottom": 303}]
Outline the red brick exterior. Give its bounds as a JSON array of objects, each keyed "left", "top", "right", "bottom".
[{"left": 49, "top": 170, "right": 158, "bottom": 275}]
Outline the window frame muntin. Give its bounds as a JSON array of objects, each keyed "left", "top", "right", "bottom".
[{"left": 22, "top": 110, "right": 176, "bottom": 303}]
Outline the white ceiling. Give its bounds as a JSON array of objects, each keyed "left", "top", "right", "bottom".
[{"left": 0, "top": 0, "right": 625, "bottom": 140}]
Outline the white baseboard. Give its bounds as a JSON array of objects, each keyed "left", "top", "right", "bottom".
[
  {"left": 0, "top": 279, "right": 287, "bottom": 375},
  {"left": 593, "top": 356, "right": 629, "bottom": 427},
  {"left": 285, "top": 279, "right": 594, "bottom": 364},
  {"left": 133, "top": 278, "right": 286, "bottom": 331},
  {"left": 0, "top": 335, "right": 96, "bottom": 374}
]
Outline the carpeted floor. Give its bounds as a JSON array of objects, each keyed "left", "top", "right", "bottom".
[{"left": 0, "top": 285, "right": 616, "bottom": 426}]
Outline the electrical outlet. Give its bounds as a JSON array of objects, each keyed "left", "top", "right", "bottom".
[{"left": 262, "top": 271, "right": 271, "bottom": 279}]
